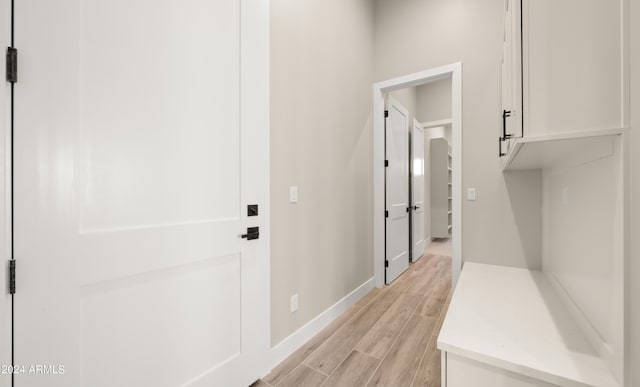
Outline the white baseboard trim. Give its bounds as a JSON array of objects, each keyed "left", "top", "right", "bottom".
[{"left": 266, "top": 277, "right": 375, "bottom": 374}]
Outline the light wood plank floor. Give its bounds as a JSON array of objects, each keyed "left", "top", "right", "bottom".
[{"left": 256, "top": 251, "right": 452, "bottom": 387}]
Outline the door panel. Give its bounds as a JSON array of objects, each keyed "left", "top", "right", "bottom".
[
  {"left": 14, "top": 1, "right": 269, "bottom": 386},
  {"left": 411, "top": 120, "right": 425, "bottom": 262},
  {"left": 77, "top": 0, "right": 240, "bottom": 230},
  {"left": 385, "top": 96, "right": 409, "bottom": 284}
]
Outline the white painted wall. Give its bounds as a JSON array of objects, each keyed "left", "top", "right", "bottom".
[
  {"left": 417, "top": 78, "right": 452, "bottom": 123},
  {"left": 542, "top": 150, "right": 624, "bottom": 380},
  {"left": 630, "top": 0, "right": 639, "bottom": 382},
  {"left": 375, "top": 0, "right": 542, "bottom": 269},
  {"left": 270, "top": 0, "right": 375, "bottom": 345}
]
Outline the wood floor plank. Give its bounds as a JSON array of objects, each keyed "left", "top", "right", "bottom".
[
  {"left": 356, "top": 293, "right": 421, "bottom": 359},
  {"left": 377, "top": 272, "right": 415, "bottom": 304},
  {"left": 278, "top": 365, "right": 327, "bottom": 387},
  {"left": 417, "top": 294, "right": 446, "bottom": 318},
  {"left": 367, "top": 314, "right": 436, "bottom": 387},
  {"left": 411, "top": 338, "right": 441, "bottom": 387},
  {"left": 250, "top": 380, "right": 273, "bottom": 387},
  {"left": 261, "top": 305, "right": 362, "bottom": 385},
  {"left": 405, "top": 269, "right": 437, "bottom": 297},
  {"left": 322, "top": 350, "right": 380, "bottom": 387},
  {"left": 304, "top": 299, "right": 391, "bottom": 374},
  {"left": 431, "top": 294, "right": 451, "bottom": 338},
  {"left": 265, "top": 239, "right": 452, "bottom": 387},
  {"left": 352, "top": 288, "right": 382, "bottom": 309}
]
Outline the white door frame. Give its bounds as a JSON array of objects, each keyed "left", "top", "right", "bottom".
[{"left": 373, "top": 62, "right": 462, "bottom": 288}]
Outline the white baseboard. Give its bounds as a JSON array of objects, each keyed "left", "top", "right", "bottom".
[{"left": 266, "top": 277, "right": 375, "bottom": 374}]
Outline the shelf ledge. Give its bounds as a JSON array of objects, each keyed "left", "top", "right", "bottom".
[
  {"left": 438, "top": 263, "right": 619, "bottom": 387},
  {"left": 420, "top": 118, "right": 452, "bottom": 129},
  {"left": 502, "top": 128, "right": 624, "bottom": 171}
]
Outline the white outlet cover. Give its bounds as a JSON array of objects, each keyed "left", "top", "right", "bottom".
[
  {"left": 290, "top": 186, "right": 298, "bottom": 203},
  {"left": 467, "top": 188, "right": 476, "bottom": 201},
  {"left": 290, "top": 294, "right": 298, "bottom": 313}
]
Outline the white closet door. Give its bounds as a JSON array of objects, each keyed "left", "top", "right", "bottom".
[
  {"left": 13, "top": 1, "right": 269, "bottom": 386},
  {"left": 385, "top": 96, "right": 410, "bottom": 284},
  {"left": 411, "top": 120, "right": 426, "bottom": 262}
]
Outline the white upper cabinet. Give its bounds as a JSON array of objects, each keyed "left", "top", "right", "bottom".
[
  {"left": 500, "top": 0, "right": 625, "bottom": 160},
  {"left": 501, "top": 0, "right": 522, "bottom": 144}
]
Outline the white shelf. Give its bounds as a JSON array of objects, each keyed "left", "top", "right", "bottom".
[
  {"left": 502, "top": 128, "right": 624, "bottom": 171},
  {"left": 420, "top": 118, "right": 452, "bottom": 129},
  {"left": 438, "top": 263, "right": 619, "bottom": 387}
]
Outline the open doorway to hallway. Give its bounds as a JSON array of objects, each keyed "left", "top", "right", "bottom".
[{"left": 374, "top": 63, "right": 461, "bottom": 289}]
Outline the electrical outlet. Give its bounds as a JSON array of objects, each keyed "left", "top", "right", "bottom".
[
  {"left": 290, "top": 186, "right": 298, "bottom": 203},
  {"left": 290, "top": 294, "right": 298, "bottom": 313},
  {"left": 467, "top": 188, "right": 476, "bottom": 201}
]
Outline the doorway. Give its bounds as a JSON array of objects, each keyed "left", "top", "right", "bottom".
[{"left": 373, "top": 63, "right": 462, "bottom": 289}]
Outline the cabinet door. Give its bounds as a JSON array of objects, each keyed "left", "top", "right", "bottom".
[
  {"left": 501, "top": 0, "right": 523, "bottom": 155},
  {"left": 524, "top": 0, "right": 622, "bottom": 135}
]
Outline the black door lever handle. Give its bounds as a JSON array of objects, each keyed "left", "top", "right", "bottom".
[{"left": 241, "top": 227, "right": 260, "bottom": 240}]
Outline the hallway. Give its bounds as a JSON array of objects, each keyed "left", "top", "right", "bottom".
[{"left": 258, "top": 248, "right": 452, "bottom": 387}]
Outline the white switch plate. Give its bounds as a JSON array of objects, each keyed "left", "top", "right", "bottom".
[
  {"left": 290, "top": 186, "right": 298, "bottom": 203},
  {"left": 290, "top": 294, "right": 298, "bottom": 313},
  {"left": 467, "top": 188, "right": 476, "bottom": 201},
  {"left": 562, "top": 187, "right": 569, "bottom": 205}
]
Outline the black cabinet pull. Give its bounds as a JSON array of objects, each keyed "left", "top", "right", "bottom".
[{"left": 502, "top": 110, "right": 513, "bottom": 140}]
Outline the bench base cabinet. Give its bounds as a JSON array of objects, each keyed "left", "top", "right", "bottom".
[
  {"left": 437, "top": 263, "right": 620, "bottom": 387},
  {"left": 443, "top": 353, "right": 558, "bottom": 387}
]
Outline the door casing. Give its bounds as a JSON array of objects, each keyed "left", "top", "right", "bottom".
[{"left": 373, "top": 63, "right": 462, "bottom": 289}]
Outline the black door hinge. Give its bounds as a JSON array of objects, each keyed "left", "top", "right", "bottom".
[
  {"left": 385, "top": 260, "right": 389, "bottom": 267},
  {"left": 384, "top": 160, "right": 389, "bottom": 167},
  {"left": 385, "top": 210, "right": 389, "bottom": 218},
  {"left": 9, "top": 260, "right": 15, "bottom": 294},
  {"left": 384, "top": 110, "right": 389, "bottom": 118},
  {"left": 6, "top": 47, "right": 17, "bottom": 83}
]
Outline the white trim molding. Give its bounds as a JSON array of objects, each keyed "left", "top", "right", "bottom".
[{"left": 373, "top": 62, "right": 463, "bottom": 289}]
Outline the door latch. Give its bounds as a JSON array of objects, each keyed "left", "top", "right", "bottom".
[{"left": 241, "top": 227, "right": 259, "bottom": 240}]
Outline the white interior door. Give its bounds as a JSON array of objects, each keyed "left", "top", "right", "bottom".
[
  {"left": 385, "top": 96, "right": 410, "bottom": 284},
  {"left": 411, "top": 120, "right": 426, "bottom": 262},
  {"left": 13, "top": 1, "right": 269, "bottom": 386}
]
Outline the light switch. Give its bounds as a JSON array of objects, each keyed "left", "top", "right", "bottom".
[
  {"left": 467, "top": 188, "right": 476, "bottom": 201},
  {"left": 562, "top": 188, "right": 569, "bottom": 205},
  {"left": 290, "top": 186, "right": 298, "bottom": 203}
]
